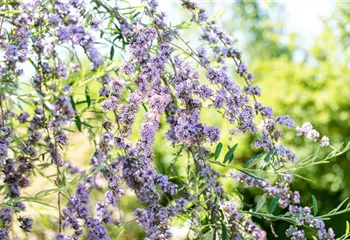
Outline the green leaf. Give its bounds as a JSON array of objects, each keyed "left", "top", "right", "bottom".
[
  {"left": 261, "top": 150, "right": 274, "bottom": 168},
  {"left": 224, "top": 144, "right": 238, "bottom": 163},
  {"left": 221, "top": 223, "right": 227, "bottom": 240},
  {"left": 86, "top": 13, "right": 93, "bottom": 24},
  {"left": 110, "top": 45, "right": 115, "bottom": 60},
  {"left": 175, "top": 22, "right": 197, "bottom": 29},
  {"left": 255, "top": 194, "right": 267, "bottom": 212},
  {"left": 207, "top": 153, "right": 215, "bottom": 159},
  {"left": 70, "top": 96, "right": 77, "bottom": 111},
  {"left": 201, "top": 229, "right": 214, "bottom": 240},
  {"left": 61, "top": 169, "right": 66, "bottom": 186},
  {"left": 70, "top": 96, "right": 82, "bottom": 131},
  {"left": 311, "top": 145, "right": 320, "bottom": 162},
  {"left": 214, "top": 142, "right": 223, "bottom": 160},
  {"left": 0, "top": 10, "right": 21, "bottom": 15},
  {"left": 328, "top": 197, "right": 349, "bottom": 214},
  {"left": 75, "top": 116, "right": 82, "bottom": 132},
  {"left": 243, "top": 152, "right": 264, "bottom": 168},
  {"left": 107, "top": 16, "right": 114, "bottom": 29},
  {"left": 345, "top": 221, "right": 350, "bottom": 237},
  {"left": 132, "top": 11, "right": 141, "bottom": 20},
  {"left": 312, "top": 195, "right": 318, "bottom": 215},
  {"left": 269, "top": 195, "right": 279, "bottom": 213},
  {"left": 85, "top": 87, "right": 91, "bottom": 107},
  {"left": 208, "top": 9, "right": 225, "bottom": 22}
]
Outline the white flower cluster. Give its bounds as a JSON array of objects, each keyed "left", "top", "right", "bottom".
[{"left": 296, "top": 122, "right": 329, "bottom": 147}]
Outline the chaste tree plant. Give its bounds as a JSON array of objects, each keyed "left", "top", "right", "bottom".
[{"left": 0, "top": 0, "right": 349, "bottom": 239}]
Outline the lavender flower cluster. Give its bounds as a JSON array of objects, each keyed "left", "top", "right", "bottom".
[
  {"left": 0, "top": 0, "right": 345, "bottom": 239},
  {"left": 231, "top": 171, "right": 334, "bottom": 239}
]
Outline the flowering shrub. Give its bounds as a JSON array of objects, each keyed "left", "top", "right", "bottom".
[{"left": 0, "top": 0, "right": 349, "bottom": 239}]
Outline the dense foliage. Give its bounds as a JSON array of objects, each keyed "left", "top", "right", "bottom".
[{"left": 0, "top": 0, "right": 349, "bottom": 239}]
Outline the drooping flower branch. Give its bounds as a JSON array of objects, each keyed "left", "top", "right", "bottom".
[{"left": 0, "top": 0, "right": 349, "bottom": 239}]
